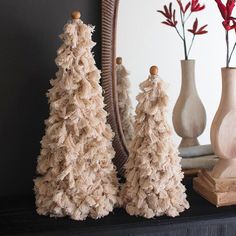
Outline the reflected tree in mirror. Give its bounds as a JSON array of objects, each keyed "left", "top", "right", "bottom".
[{"left": 116, "top": 57, "right": 134, "bottom": 146}]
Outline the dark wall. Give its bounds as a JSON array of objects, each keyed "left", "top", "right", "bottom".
[{"left": 0, "top": 0, "right": 101, "bottom": 196}]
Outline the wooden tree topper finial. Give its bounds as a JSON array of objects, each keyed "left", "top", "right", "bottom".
[
  {"left": 150, "top": 66, "right": 158, "bottom": 76},
  {"left": 71, "top": 11, "right": 81, "bottom": 20},
  {"left": 116, "top": 57, "right": 122, "bottom": 65}
]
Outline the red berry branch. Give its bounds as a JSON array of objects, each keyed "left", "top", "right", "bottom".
[
  {"left": 158, "top": 0, "right": 208, "bottom": 60},
  {"left": 215, "top": 0, "right": 236, "bottom": 67}
]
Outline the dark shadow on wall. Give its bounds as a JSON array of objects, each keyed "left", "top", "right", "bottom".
[{"left": 0, "top": 0, "right": 101, "bottom": 196}]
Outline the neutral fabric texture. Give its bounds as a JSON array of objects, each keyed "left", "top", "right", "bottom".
[
  {"left": 116, "top": 64, "right": 134, "bottom": 145},
  {"left": 121, "top": 74, "right": 189, "bottom": 218},
  {"left": 34, "top": 18, "right": 119, "bottom": 221}
]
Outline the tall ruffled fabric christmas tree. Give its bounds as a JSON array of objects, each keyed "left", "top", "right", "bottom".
[
  {"left": 34, "top": 11, "right": 119, "bottom": 221},
  {"left": 121, "top": 66, "right": 189, "bottom": 218},
  {"left": 116, "top": 57, "right": 134, "bottom": 145}
]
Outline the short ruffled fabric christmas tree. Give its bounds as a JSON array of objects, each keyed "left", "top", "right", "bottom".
[
  {"left": 121, "top": 66, "right": 189, "bottom": 218},
  {"left": 116, "top": 57, "right": 134, "bottom": 146},
  {"left": 34, "top": 11, "right": 119, "bottom": 221}
]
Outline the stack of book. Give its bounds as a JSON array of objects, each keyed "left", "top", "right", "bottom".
[{"left": 180, "top": 145, "right": 218, "bottom": 175}]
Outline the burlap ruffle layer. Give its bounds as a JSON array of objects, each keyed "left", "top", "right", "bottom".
[
  {"left": 121, "top": 75, "right": 189, "bottom": 218},
  {"left": 34, "top": 19, "right": 119, "bottom": 221}
]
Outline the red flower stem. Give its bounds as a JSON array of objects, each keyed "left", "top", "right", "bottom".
[
  {"left": 174, "top": 26, "right": 184, "bottom": 41},
  {"left": 188, "top": 34, "right": 196, "bottom": 57},
  {"left": 226, "top": 30, "right": 230, "bottom": 67},
  {"left": 180, "top": 11, "right": 188, "bottom": 60},
  {"left": 184, "top": 12, "right": 192, "bottom": 24},
  {"left": 228, "top": 41, "right": 236, "bottom": 66}
]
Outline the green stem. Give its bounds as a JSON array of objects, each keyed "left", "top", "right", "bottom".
[
  {"left": 180, "top": 11, "right": 188, "bottom": 60},
  {"left": 174, "top": 26, "right": 184, "bottom": 41},
  {"left": 184, "top": 12, "right": 192, "bottom": 24},
  {"left": 228, "top": 42, "right": 236, "bottom": 66},
  {"left": 188, "top": 34, "right": 195, "bottom": 57},
  {"left": 226, "top": 30, "right": 229, "bottom": 67}
]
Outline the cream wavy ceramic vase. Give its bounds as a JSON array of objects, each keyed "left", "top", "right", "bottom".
[
  {"left": 211, "top": 68, "right": 236, "bottom": 178},
  {"left": 173, "top": 60, "right": 206, "bottom": 148}
]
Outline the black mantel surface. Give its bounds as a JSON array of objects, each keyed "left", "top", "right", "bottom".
[{"left": 1, "top": 178, "right": 236, "bottom": 236}]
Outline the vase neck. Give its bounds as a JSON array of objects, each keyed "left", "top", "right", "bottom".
[
  {"left": 181, "top": 60, "right": 197, "bottom": 94},
  {"left": 220, "top": 68, "right": 236, "bottom": 107}
]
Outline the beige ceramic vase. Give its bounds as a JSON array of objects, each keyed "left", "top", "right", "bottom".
[
  {"left": 173, "top": 60, "right": 206, "bottom": 148},
  {"left": 211, "top": 68, "right": 236, "bottom": 178}
]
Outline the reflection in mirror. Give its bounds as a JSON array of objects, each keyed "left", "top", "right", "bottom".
[
  {"left": 116, "top": 57, "right": 134, "bottom": 146},
  {"left": 116, "top": 0, "right": 228, "bottom": 153}
]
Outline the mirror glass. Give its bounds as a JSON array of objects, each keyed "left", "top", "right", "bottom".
[{"left": 116, "top": 0, "right": 232, "bottom": 151}]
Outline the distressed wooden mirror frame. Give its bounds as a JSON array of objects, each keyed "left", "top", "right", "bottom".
[{"left": 101, "top": 0, "right": 128, "bottom": 175}]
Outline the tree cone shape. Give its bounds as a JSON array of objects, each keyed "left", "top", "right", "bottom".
[
  {"left": 121, "top": 71, "right": 189, "bottom": 218},
  {"left": 116, "top": 59, "right": 134, "bottom": 146},
  {"left": 34, "top": 17, "right": 119, "bottom": 221}
]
